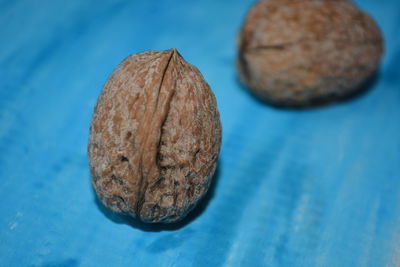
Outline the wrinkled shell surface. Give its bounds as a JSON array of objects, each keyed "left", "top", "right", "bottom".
[
  {"left": 88, "top": 49, "right": 221, "bottom": 223},
  {"left": 237, "top": 0, "right": 383, "bottom": 106}
]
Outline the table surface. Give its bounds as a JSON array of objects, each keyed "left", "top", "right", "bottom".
[{"left": 1, "top": 0, "right": 400, "bottom": 266}]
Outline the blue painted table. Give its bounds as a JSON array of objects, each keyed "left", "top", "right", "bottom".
[{"left": 1, "top": 0, "right": 399, "bottom": 266}]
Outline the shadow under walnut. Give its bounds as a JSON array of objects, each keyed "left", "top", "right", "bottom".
[{"left": 88, "top": 49, "right": 222, "bottom": 224}]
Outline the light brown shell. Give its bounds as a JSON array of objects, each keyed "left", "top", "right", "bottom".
[
  {"left": 237, "top": 0, "right": 383, "bottom": 107},
  {"left": 88, "top": 49, "right": 221, "bottom": 223}
]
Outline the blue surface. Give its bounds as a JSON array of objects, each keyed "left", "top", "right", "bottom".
[{"left": 1, "top": 0, "right": 400, "bottom": 266}]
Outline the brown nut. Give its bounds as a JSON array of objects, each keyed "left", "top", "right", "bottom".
[
  {"left": 88, "top": 49, "right": 221, "bottom": 223},
  {"left": 237, "top": 0, "right": 383, "bottom": 107}
]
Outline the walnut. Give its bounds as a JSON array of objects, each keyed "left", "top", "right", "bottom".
[
  {"left": 237, "top": 0, "right": 383, "bottom": 107},
  {"left": 88, "top": 49, "right": 221, "bottom": 223}
]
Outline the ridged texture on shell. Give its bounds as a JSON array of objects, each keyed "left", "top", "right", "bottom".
[{"left": 88, "top": 49, "right": 221, "bottom": 223}]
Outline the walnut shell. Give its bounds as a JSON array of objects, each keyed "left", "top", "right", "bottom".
[
  {"left": 237, "top": 0, "right": 383, "bottom": 107},
  {"left": 88, "top": 49, "right": 221, "bottom": 223}
]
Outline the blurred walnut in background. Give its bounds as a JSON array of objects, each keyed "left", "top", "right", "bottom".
[{"left": 237, "top": 0, "right": 383, "bottom": 107}]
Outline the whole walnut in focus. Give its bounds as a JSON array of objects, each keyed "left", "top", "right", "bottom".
[
  {"left": 88, "top": 49, "right": 221, "bottom": 223},
  {"left": 237, "top": 0, "right": 383, "bottom": 107}
]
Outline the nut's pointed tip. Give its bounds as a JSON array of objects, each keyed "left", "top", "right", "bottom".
[{"left": 168, "top": 48, "right": 181, "bottom": 57}]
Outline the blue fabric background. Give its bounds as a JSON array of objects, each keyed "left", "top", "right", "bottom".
[{"left": 1, "top": 0, "right": 399, "bottom": 266}]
